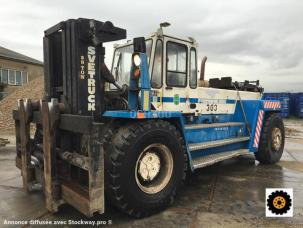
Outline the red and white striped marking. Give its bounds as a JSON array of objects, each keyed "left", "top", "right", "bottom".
[
  {"left": 263, "top": 101, "right": 281, "bottom": 109},
  {"left": 253, "top": 110, "right": 264, "bottom": 148}
]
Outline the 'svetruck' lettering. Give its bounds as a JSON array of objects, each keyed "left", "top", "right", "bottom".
[{"left": 87, "top": 46, "right": 96, "bottom": 111}]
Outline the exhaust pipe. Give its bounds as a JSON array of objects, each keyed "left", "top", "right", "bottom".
[
  {"left": 198, "top": 56, "right": 209, "bottom": 87},
  {"left": 200, "top": 56, "right": 207, "bottom": 81}
]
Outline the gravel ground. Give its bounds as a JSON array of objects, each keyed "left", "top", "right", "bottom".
[{"left": 0, "top": 77, "right": 44, "bottom": 131}]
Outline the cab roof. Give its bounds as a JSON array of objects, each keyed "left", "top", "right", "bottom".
[{"left": 113, "top": 29, "right": 197, "bottom": 49}]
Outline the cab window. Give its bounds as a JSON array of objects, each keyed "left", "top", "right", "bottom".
[
  {"left": 166, "top": 42, "right": 187, "bottom": 87},
  {"left": 111, "top": 39, "right": 152, "bottom": 89},
  {"left": 151, "top": 39, "right": 163, "bottom": 88},
  {"left": 189, "top": 48, "right": 197, "bottom": 88}
]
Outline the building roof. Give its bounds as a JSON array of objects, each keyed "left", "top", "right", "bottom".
[{"left": 0, "top": 45, "right": 43, "bottom": 66}]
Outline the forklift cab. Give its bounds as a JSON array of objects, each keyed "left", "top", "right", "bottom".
[{"left": 110, "top": 27, "right": 199, "bottom": 111}]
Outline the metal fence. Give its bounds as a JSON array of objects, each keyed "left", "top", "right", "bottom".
[{"left": 263, "top": 93, "right": 290, "bottom": 118}]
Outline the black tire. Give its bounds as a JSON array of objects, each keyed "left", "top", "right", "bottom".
[
  {"left": 104, "top": 120, "right": 187, "bottom": 218},
  {"left": 267, "top": 190, "right": 292, "bottom": 215},
  {"left": 255, "top": 113, "right": 285, "bottom": 164}
]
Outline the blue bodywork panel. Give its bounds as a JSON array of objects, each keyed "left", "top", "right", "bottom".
[
  {"left": 128, "top": 52, "right": 151, "bottom": 111},
  {"left": 185, "top": 124, "right": 246, "bottom": 145},
  {"left": 139, "top": 53, "right": 151, "bottom": 111},
  {"left": 103, "top": 99, "right": 282, "bottom": 171}
]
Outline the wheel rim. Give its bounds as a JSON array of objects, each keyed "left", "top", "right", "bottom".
[
  {"left": 271, "top": 127, "right": 282, "bottom": 151},
  {"left": 135, "top": 143, "right": 173, "bottom": 194}
]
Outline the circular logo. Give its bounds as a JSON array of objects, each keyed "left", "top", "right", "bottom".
[{"left": 267, "top": 190, "right": 292, "bottom": 215}]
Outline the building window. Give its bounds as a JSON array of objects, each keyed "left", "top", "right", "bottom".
[
  {"left": 16, "top": 71, "right": 22, "bottom": 85},
  {"left": 1, "top": 69, "right": 8, "bottom": 84},
  {"left": 9, "top": 70, "right": 15, "bottom": 85},
  {"left": 22, "top": 72, "right": 28, "bottom": 84},
  {"left": 0, "top": 69, "right": 28, "bottom": 85}
]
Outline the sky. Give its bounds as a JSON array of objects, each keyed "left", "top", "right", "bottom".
[{"left": 0, "top": 0, "right": 302, "bottom": 92}]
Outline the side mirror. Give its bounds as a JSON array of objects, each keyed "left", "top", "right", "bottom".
[{"left": 133, "top": 37, "right": 146, "bottom": 53}]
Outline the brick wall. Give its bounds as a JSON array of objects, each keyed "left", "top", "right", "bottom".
[
  {"left": 0, "top": 58, "right": 43, "bottom": 82},
  {"left": 0, "top": 58, "right": 43, "bottom": 95}
]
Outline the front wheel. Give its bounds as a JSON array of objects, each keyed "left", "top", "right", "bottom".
[
  {"left": 104, "top": 120, "right": 186, "bottom": 217},
  {"left": 255, "top": 113, "right": 285, "bottom": 164}
]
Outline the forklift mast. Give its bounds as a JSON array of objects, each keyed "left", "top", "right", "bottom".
[
  {"left": 13, "top": 18, "right": 126, "bottom": 217},
  {"left": 43, "top": 18, "right": 126, "bottom": 119}
]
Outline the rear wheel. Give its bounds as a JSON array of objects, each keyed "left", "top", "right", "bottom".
[
  {"left": 255, "top": 113, "right": 285, "bottom": 164},
  {"left": 104, "top": 120, "right": 186, "bottom": 217}
]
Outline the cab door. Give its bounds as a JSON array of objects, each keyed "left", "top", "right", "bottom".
[
  {"left": 162, "top": 36, "right": 190, "bottom": 112},
  {"left": 150, "top": 38, "right": 164, "bottom": 111}
]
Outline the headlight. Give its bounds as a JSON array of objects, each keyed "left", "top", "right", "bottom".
[{"left": 133, "top": 54, "right": 141, "bottom": 66}]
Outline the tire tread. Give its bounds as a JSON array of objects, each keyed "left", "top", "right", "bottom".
[{"left": 104, "top": 120, "right": 187, "bottom": 218}]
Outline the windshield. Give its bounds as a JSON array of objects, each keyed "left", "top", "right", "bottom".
[{"left": 111, "top": 39, "right": 152, "bottom": 89}]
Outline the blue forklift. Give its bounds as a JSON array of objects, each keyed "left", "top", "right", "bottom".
[{"left": 13, "top": 18, "right": 284, "bottom": 218}]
